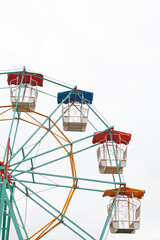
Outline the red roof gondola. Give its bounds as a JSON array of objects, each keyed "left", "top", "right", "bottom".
[
  {"left": 92, "top": 129, "right": 131, "bottom": 145},
  {"left": 7, "top": 72, "right": 43, "bottom": 87}
]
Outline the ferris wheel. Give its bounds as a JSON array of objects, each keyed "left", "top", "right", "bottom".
[{"left": 0, "top": 67, "right": 145, "bottom": 240}]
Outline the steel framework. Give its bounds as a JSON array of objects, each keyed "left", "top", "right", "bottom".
[{"left": 0, "top": 67, "right": 125, "bottom": 240}]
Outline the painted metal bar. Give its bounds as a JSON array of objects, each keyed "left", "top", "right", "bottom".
[
  {"left": 0, "top": 180, "right": 7, "bottom": 235},
  {"left": 0, "top": 87, "right": 10, "bottom": 90},
  {"left": 15, "top": 186, "right": 87, "bottom": 240},
  {"left": 14, "top": 179, "right": 105, "bottom": 193},
  {"left": 72, "top": 142, "right": 99, "bottom": 155},
  {"left": 106, "top": 143, "right": 116, "bottom": 188},
  {"left": 10, "top": 111, "right": 62, "bottom": 167},
  {"left": 99, "top": 185, "right": 121, "bottom": 240},
  {"left": 109, "top": 131, "right": 122, "bottom": 183},
  {"left": 10, "top": 86, "right": 77, "bottom": 171},
  {"left": 62, "top": 222, "right": 86, "bottom": 240},
  {"left": 21, "top": 85, "right": 26, "bottom": 102},
  {"left": 69, "top": 102, "right": 98, "bottom": 132},
  {"left": 11, "top": 142, "right": 98, "bottom": 172},
  {"left": 10, "top": 111, "right": 21, "bottom": 160},
  {"left": 3, "top": 67, "right": 25, "bottom": 163},
  {"left": 0, "top": 167, "right": 5, "bottom": 171},
  {"left": 10, "top": 111, "right": 99, "bottom": 174},
  {"left": 38, "top": 89, "right": 57, "bottom": 98},
  {"left": 14, "top": 177, "right": 96, "bottom": 240},
  {"left": 15, "top": 186, "right": 57, "bottom": 218},
  {"left": 4, "top": 138, "right": 10, "bottom": 179},
  {"left": 15, "top": 185, "right": 87, "bottom": 240},
  {"left": 10, "top": 127, "right": 113, "bottom": 169},
  {"left": 1, "top": 199, "right": 7, "bottom": 240},
  {"left": 25, "top": 71, "right": 73, "bottom": 90},
  {"left": 7, "top": 67, "right": 25, "bottom": 137},
  {"left": 0, "top": 69, "right": 72, "bottom": 90},
  {"left": 76, "top": 91, "right": 109, "bottom": 128},
  {"left": 30, "top": 159, "right": 35, "bottom": 183},
  {"left": 12, "top": 170, "right": 125, "bottom": 186},
  {"left": 5, "top": 186, "right": 14, "bottom": 240},
  {"left": 7, "top": 183, "right": 29, "bottom": 240},
  {"left": 88, "top": 119, "right": 98, "bottom": 132},
  {"left": 11, "top": 150, "right": 70, "bottom": 173},
  {"left": 68, "top": 127, "right": 113, "bottom": 147},
  {"left": 11, "top": 128, "right": 50, "bottom": 167},
  {"left": 12, "top": 139, "right": 96, "bottom": 177},
  {"left": 0, "top": 70, "right": 22, "bottom": 75},
  {"left": 7, "top": 109, "right": 62, "bottom": 165},
  {"left": 21, "top": 148, "right": 25, "bottom": 159},
  {"left": 4, "top": 191, "right": 23, "bottom": 240}
]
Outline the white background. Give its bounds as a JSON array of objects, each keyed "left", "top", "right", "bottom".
[{"left": 0, "top": 1, "right": 160, "bottom": 240}]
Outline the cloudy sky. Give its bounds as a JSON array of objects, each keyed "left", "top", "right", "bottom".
[{"left": 0, "top": 1, "right": 160, "bottom": 240}]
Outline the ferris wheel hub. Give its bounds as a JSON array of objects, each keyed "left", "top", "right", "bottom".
[{"left": 0, "top": 161, "right": 13, "bottom": 185}]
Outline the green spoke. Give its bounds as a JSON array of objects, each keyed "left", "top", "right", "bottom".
[
  {"left": 12, "top": 170, "right": 125, "bottom": 186},
  {"left": 13, "top": 179, "right": 105, "bottom": 193},
  {"left": 15, "top": 186, "right": 87, "bottom": 240},
  {"left": 25, "top": 71, "right": 73, "bottom": 90},
  {"left": 3, "top": 67, "right": 25, "bottom": 163},
  {"left": 0, "top": 68, "right": 135, "bottom": 240},
  {"left": 10, "top": 86, "right": 76, "bottom": 172},
  {"left": 13, "top": 176, "right": 96, "bottom": 240},
  {"left": 99, "top": 185, "right": 121, "bottom": 240},
  {"left": 38, "top": 89, "right": 57, "bottom": 98},
  {"left": 76, "top": 91, "right": 109, "bottom": 129},
  {"left": 10, "top": 128, "right": 112, "bottom": 170},
  {"left": 7, "top": 182, "right": 29, "bottom": 240},
  {"left": 4, "top": 191, "right": 23, "bottom": 240}
]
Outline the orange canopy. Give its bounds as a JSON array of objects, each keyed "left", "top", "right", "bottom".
[{"left": 103, "top": 187, "right": 145, "bottom": 199}]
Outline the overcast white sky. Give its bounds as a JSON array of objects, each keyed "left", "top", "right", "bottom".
[{"left": 0, "top": 1, "right": 160, "bottom": 240}]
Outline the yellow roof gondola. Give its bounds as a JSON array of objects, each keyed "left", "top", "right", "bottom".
[{"left": 103, "top": 187, "right": 145, "bottom": 199}]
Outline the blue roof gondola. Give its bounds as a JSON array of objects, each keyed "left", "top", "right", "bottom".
[{"left": 57, "top": 90, "right": 93, "bottom": 104}]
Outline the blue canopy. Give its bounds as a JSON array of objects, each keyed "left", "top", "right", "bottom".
[{"left": 57, "top": 90, "right": 93, "bottom": 104}]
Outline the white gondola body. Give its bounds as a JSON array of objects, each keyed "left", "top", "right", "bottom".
[
  {"left": 97, "top": 141, "right": 127, "bottom": 174},
  {"left": 108, "top": 196, "right": 141, "bottom": 234},
  {"left": 10, "top": 78, "right": 38, "bottom": 111},
  {"left": 62, "top": 101, "right": 89, "bottom": 132}
]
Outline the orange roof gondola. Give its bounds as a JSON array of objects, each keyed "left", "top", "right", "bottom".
[
  {"left": 103, "top": 187, "right": 145, "bottom": 199},
  {"left": 92, "top": 129, "right": 131, "bottom": 145}
]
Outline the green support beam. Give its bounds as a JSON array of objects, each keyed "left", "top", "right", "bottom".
[
  {"left": 3, "top": 67, "right": 25, "bottom": 163},
  {"left": 1, "top": 199, "right": 7, "bottom": 240},
  {"left": 76, "top": 91, "right": 109, "bottom": 129},
  {"left": 10, "top": 86, "right": 77, "bottom": 172},
  {"left": 10, "top": 127, "right": 113, "bottom": 170},
  {"left": 0, "top": 179, "right": 7, "bottom": 236},
  {"left": 4, "top": 191, "right": 23, "bottom": 240},
  {"left": 109, "top": 131, "right": 122, "bottom": 183},
  {"left": 7, "top": 183, "right": 29, "bottom": 240},
  {"left": 12, "top": 170, "right": 125, "bottom": 186},
  {"left": 15, "top": 185, "right": 87, "bottom": 240},
  {"left": 13, "top": 176, "right": 96, "bottom": 240},
  {"left": 0, "top": 68, "right": 129, "bottom": 240},
  {"left": 25, "top": 71, "right": 73, "bottom": 90},
  {"left": 99, "top": 185, "right": 121, "bottom": 240},
  {"left": 5, "top": 185, "right": 14, "bottom": 240},
  {"left": 11, "top": 110, "right": 21, "bottom": 155},
  {"left": 13, "top": 179, "right": 106, "bottom": 193}
]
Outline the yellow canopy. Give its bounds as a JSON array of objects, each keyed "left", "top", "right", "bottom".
[{"left": 103, "top": 187, "right": 145, "bottom": 199}]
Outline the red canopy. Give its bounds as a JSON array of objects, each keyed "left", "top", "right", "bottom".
[
  {"left": 92, "top": 129, "right": 131, "bottom": 145},
  {"left": 8, "top": 72, "right": 43, "bottom": 87}
]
